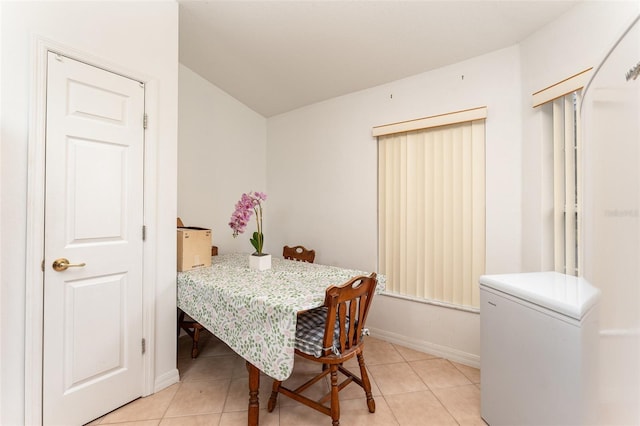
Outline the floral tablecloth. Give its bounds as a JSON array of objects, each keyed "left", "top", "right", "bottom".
[{"left": 177, "top": 253, "right": 385, "bottom": 381}]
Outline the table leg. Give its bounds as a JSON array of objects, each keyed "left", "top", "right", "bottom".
[{"left": 247, "top": 361, "right": 260, "bottom": 426}]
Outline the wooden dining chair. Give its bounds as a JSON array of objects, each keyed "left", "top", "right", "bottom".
[
  {"left": 267, "top": 273, "right": 378, "bottom": 425},
  {"left": 176, "top": 216, "right": 207, "bottom": 358},
  {"left": 283, "top": 245, "right": 316, "bottom": 263},
  {"left": 177, "top": 309, "right": 205, "bottom": 358}
]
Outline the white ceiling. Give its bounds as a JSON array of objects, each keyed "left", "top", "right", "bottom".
[{"left": 178, "top": 0, "right": 579, "bottom": 117}]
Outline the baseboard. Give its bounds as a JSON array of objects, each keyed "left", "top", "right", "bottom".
[
  {"left": 368, "top": 326, "right": 480, "bottom": 368},
  {"left": 154, "top": 368, "right": 180, "bottom": 393}
]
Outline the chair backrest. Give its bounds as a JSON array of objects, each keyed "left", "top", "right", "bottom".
[
  {"left": 177, "top": 217, "right": 185, "bottom": 227},
  {"left": 283, "top": 245, "right": 316, "bottom": 263},
  {"left": 321, "top": 273, "right": 377, "bottom": 357}
]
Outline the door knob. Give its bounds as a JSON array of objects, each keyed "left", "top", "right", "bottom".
[{"left": 52, "top": 258, "right": 86, "bottom": 272}]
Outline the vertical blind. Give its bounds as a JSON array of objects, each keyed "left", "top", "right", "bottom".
[
  {"left": 553, "top": 93, "right": 581, "bottom": 275},
  {"left": 376, "top": 112, "right": 486, "bottom": 309},
  {"left": 532, "top": 69, "right": 589, "bottom": 277}
]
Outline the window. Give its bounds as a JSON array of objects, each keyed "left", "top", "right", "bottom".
[
  {"left": 374, "top": 107, "right": 486, "bottom": 310},
  {"left": 533, "top": 68, "right": 591, "bottom": 276},
  {"left": 552, "top": 92, "right": 580, "bottom": 275}
]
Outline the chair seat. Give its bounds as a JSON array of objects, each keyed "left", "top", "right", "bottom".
[
  {"left": 296, "top": 307, "right": 363, "bottom": 358},
  {"left": 295, "top": 307, "right": 342, "bottom": 357}
]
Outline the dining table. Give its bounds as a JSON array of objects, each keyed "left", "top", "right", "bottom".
[{"left": 176, "top": 252, "right": 385, "bottom": 425}]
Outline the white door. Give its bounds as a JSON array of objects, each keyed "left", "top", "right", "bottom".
[{"left": 43, "top": 52, "right": 145, "bottom": 426}]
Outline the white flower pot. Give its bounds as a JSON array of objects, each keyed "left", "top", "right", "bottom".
[{"left": 250, "top": 253, "right": 271, "bottom": 271}]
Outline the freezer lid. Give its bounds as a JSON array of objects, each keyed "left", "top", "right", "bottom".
[{"left": 479, "top": 272, "right": 601, "bottom": 320}]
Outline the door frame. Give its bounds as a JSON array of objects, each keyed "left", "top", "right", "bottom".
[{"left": 24, "top": 36, "right": 158, "bottom": 425}]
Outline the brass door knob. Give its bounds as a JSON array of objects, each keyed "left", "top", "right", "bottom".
[{"left": 52, "top": 258, "right": 86, "bottom": 272}]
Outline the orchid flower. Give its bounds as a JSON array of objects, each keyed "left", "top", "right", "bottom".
[{"left": 229, "top": 191, "right": 268, "bottom": 254}]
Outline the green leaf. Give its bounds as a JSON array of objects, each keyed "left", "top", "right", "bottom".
[{"left": 250, "top": 231, "right": 264, "bottom": 254}]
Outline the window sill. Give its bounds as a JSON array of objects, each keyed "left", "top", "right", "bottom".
[{"left": 380, "top": 291, "right": 480, "bottom": 314}]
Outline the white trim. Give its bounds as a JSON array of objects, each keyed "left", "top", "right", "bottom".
[
  {"left": 600, "top": 328, "right": 640, "bottom": 337},
  {"left": 367, "top": 326, "right": 480, "bottom": 369},
  {"left": 24, "top": 35, "right": 49, "bottom": 426},
  {"left": 142, "top": 78, "right": 159, "bottom": 397},
  {"left": 154, "top": 368, "right": 180, "bottom": 393},
  {"left": 532, "top": 68, "right": 592, "bottom": 108},
  {"left": 372, "top": 106, "right": 487, "bottom": 137},
  {"left": 0, "top": 0, "right": 3, "bottom": 414},
  {"left": 24, "top": 35, "right": 159, "bottom": 424}
]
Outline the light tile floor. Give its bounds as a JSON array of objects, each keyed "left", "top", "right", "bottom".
[{"left": 89, "top": 330, "right": 484, "bottom": 425}]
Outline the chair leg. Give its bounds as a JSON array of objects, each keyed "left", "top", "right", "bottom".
[
  {"left": 191, "top": 326, "right": 201, "bottom": 358},
  {"left": 268, "top": 380, "right": 281, "bottom": 412},
  {"left": 357, "top": 352, "right": 376, "bottom": 413},
  {"left": 177, "top": 309, "right": 185, "bottom": 338},
  {"left": 177, "top": 309, "right": 204, "bottom": 359},
  {"left": 329, "top": 365, "right": 340, "bottom": 426}
]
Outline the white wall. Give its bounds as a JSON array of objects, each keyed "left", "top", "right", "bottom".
[
  {"left": 520, "top": 0, "right": 639, "bottom": 271},
  {"left": 0, "top": 3, "right": 4, "bottom": 423},
  {"left": 173, "top": 0, "right": 638, "bottom": 388},
  {"left": 581, "top": 19, "right": 640, "bottom": 421},
  {"left": 263, "top": 0, "right": 640, "bottom": 368},
  {"left": 0, "top": 2, "right": 178, "bottom": 424},
  {"left": 520, "top": 3, "right": 640, "bottom": 423},
  {"left": 268, "top": 46, "right": 523, "bottom": 274},
  {"left": 178, "top": 65, "right": 267, "bottom": 252},
  {"left": 2, "top": 1, "right": 634, "bottom": 424},
  {"left": 266, "top": 46, "right": 524, "bottom": 366}
]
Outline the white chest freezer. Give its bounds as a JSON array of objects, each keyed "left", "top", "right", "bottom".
[{"left": 479, "top": 272, "right": 601, "bottom": 426}]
